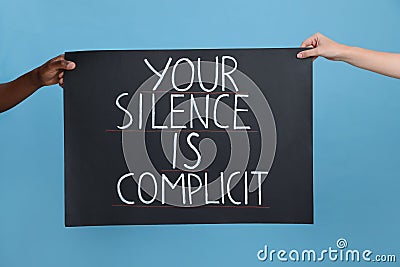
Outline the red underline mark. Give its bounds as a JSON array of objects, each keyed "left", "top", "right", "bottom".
[
  {"left": 160, "top": 169, "right": 208, "bottom": 172},
  {"left": 105, "top": 129, "right": 258, "bottom": 133},
  {"left": 112, "top": 204, "right": 270, "bottom": 209},
  {"left": 140, "top": 91, "right": 239, "bottom": 94}
]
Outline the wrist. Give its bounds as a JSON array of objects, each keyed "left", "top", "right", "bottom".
[
  {"left": 336, "top": 44, "right": 356, "bottom": 62},
  {"left": 29, "top": 68, "right": 45, "bottom": 88}
]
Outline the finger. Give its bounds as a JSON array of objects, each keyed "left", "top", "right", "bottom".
[
  {"left": 50, "top": 54, "right": 64, "bottom": 63},
  {"left": 59, "top": 78, "right": 64, "bottom": 86},
  {"left": 297, "top": 48, "right": 319, "bottom": 59},
  {"left": 66, "top": 61, "right": 76, "bottom": 70},
  {"left": 300, "top": 34, "right": 318, "bottom": 48},
  {"left": 50, "top": 59, "right": 68, "bottom": 70},
  {"left": 58, "top": 54, "right": 76, "bottom": 70},
  {"left": 51, "top": 59, "right": 76, "bottom": 71},
  {"left": 58, "top": 71, "right": 64, "bottom": 79}
]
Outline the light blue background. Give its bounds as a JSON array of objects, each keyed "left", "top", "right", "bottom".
[{"left": 0, "top": 0, "right": 399, "bottom": 266}]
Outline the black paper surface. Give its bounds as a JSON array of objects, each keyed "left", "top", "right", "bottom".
[{"left": 64, "top": 48, "right": 313, "bottom": 226}]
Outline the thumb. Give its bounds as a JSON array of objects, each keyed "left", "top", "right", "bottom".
[
  {"left": 65, "top": 61, "right": 76, "bottom": 70},
  {"left": 51, "top": 59, "right": 76, "bottom": 71},
  {"left": 297, "top": 48, "right": 319, "bottom": 59}
]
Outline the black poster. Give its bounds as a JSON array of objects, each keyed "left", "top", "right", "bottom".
[{"left": 64, "top": 48, "right": 313, "bottom": 226}]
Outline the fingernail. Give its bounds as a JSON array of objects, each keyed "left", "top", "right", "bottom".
[
  {"left": 296, "top": 53, "right": 303, "bottom": 58},
  {"left": 67, "top": 62, "right": 76, "bottom": 69}
]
